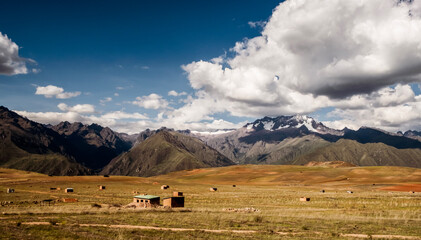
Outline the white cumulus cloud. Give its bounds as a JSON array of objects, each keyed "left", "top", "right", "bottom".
[
  {"left": 168, "top": 90, "right": 187, "bottom": 97},
  {"left": 101, "top": 111, "right": 148, "bottom": 120},
  {"left": 132, "top": 93, "right": 169, "bottom": 109},
  {"left": 179, "top": 0, "right": 421, "bottom": 131},
  {"left": 0, "top": 32, "right": 31, "bottom": 75},
  {"left": 57, "top": 103, "right": 95, "bottom": 113},
  {"left": 248, "top": 20, "right": 266, "bottom": 29},
  {"left": 100, "top": 97, "right": 112, "bottom": 105},
  {"left": 35, "top": 85, "right": 81, "bottom": 99},
  {"left": 183, "top": 0, "right": 421, "bottom": 111}
]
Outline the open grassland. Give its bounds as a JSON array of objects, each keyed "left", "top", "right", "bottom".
[{"left": 0, "top": 165, "right": 420, "bottom": 239}]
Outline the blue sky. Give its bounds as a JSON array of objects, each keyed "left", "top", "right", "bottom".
[
  {"left": 0, "top": 1, "right": 277, "bottom": 110},
  {"left": 2, "top": 0, "right": 421, "bottom": 133}
]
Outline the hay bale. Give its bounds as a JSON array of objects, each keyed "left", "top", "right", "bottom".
[
  {"left": 65, "top": 188, "right": 73, "bottom": 193},
  {"left": 6, "top": 188, "right": 14, "bottom": 193},
  {"left": 210, "top": 187, "right": 217, "bottom": 192},
  {"left": 300, "top": 197, "right": 310, "bottom": 202},
  {"left": 161, "top": 185, "right": 169, "bottom": 190}
]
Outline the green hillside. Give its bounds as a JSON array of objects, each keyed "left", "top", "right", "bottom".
[
  {"left": 101, "top": 131, "right": 234, "bottom": 177},
  {"left": 294, "top": 139, "right": 421, "bottom": 168}
]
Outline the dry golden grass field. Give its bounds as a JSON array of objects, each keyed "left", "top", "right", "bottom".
[{"left": 0, "top": 165, "right": 420, "bottom": 239}]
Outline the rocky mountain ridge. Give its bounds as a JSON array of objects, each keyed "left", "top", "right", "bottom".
[
  {"left": 1, "top": 105, "right": 421, "bottom": 176},
  {"left": 0, "top": 106, "right": 131, "bottom": 174}
]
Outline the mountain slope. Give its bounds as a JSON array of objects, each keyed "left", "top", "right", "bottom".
[
  {"left": 196, "top": 115, "right": 421, "bottom": 168},
  {"left": 0, "top": 106, "right": 91, "bottom": 175},
  {"left": 101, "top": 130, "right": 234, "bottom": 177},
  {"left": 403, "top": 130, "right": 421, "bottom": 142},
  {"left": 293, "top": 139, "right": 421, "bottom": 168},
  {"left": 343, "top": 127, "right": 421, "bottom": 149},
  {"left": 196, "top": 116, "right": 340, "bottom": 164},
  {"left": 51, "top": 121, "right": 132, "bottom": 169},
  {"left": 245, "top": 135, "right": 331, "bottom": 164}
]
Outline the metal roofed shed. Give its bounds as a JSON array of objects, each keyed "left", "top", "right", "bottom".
[{"left": 133, "top": 195, "right": 160, "bottom": 208}]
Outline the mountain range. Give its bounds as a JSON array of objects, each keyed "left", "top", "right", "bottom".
[
  {"left": 193, "top": 115, "right": 421, "bottom": 168},
  {"left": 1, "top": 106, "right": 420, "bottom": 176},
  {"left": 0, "top": 106, "right": 130, "bottom": 175}
]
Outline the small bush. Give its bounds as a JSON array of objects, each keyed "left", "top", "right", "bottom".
[
  {"left": 253, "top": 216, "right": 263, "bottom": 223},
  {"left": 16, "top": 222, "right": 21, "bottom": 227},
  {"left": 91, "top": 203, "right": 102, "bottom": 208}
]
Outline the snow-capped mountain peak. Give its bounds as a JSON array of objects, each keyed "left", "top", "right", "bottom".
[{"left": 244, "top": 115, "right": 343, "bottom": 135}]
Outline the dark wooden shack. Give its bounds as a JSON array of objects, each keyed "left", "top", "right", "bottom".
[{"left": 163, "top": 197, "right": 184, "bottom": 208}]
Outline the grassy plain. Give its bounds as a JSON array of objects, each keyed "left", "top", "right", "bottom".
[{"left": 0, "top": 165, "right": 420, "bottom": 239}]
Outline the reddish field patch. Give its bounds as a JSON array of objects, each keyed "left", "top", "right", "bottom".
[{"left": 379, "top": 184, "right": 421, "bottom": 192}]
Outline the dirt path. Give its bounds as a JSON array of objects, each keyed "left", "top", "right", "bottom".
[
  {"left": 20, "top": 222, "right": 421, "bottom": 239},
  {"left": 340, "top": 233, "right": 421, "bottom": 239}
]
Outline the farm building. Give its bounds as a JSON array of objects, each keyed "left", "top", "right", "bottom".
[
  {"left": 163, "top": 196, "right": 184, "bottom": 208},
  {"left": 65, "top": 188, "right": 73, "bottom": 193},
  {"left": 41, "top": 199, "right": 55, "bottom": 206},
  {"left": 99, "top": 186, "right": 106, "bottom": 190},
  {"left": 300, "top": 197, "right": 310, "bottom": 202},
  {"left": 133, "top": 195, "right": 160, "bottom": 208},
  {"left": 173, "top": 192, "right": 183, "bottom": 197},
  {"left": 6, "top": 188, "right": 14, "bottom": 193}
]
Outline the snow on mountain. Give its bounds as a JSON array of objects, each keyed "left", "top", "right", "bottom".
[
  {"left": 191, "top": 129, "right": 235, "bottom": 135},
  {"left": 244, "top": 115, "right": 343, "bottom": 136}
]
